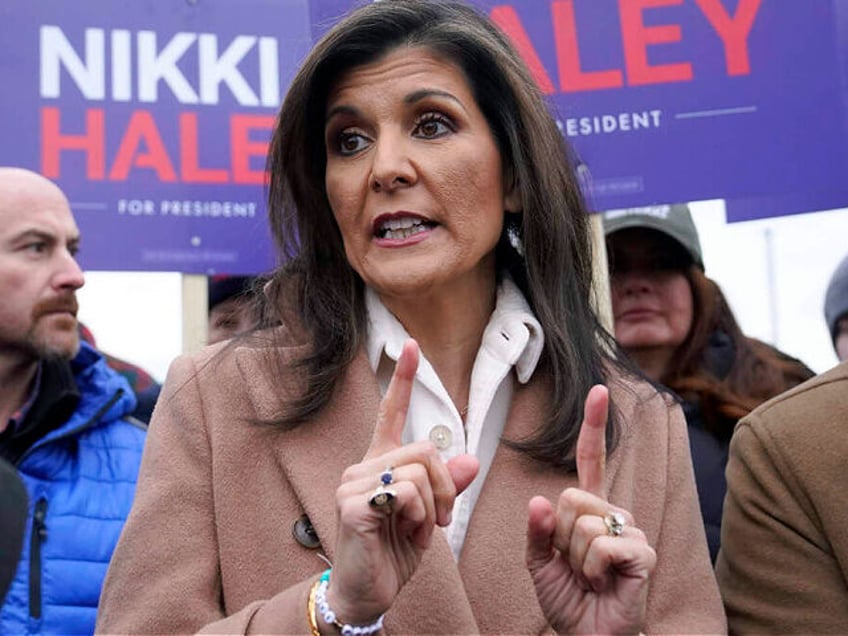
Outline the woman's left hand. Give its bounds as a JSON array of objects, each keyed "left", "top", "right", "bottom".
[{"left": 525, "top": 385, "right": 656, "bottom": 635}]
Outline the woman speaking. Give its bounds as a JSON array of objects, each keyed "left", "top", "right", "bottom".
[{"left": 97, "top": 1, "right": 724, "bottom": 633}]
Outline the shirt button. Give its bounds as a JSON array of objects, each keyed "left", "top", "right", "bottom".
[{"left": 429, "top": 425, "right": 452, "bottom": 450}]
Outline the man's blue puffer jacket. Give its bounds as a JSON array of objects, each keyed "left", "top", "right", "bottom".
[{"left": 0, "top": 342, "right": 147, "bottom": 635}]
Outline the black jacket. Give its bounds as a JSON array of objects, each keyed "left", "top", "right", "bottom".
[{"left": 679, "top": 331, "right": 814, "bottom": 564}]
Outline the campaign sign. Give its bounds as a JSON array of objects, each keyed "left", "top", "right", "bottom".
[
  {"left": 480, "top": 0, "right": 848, "bottom": 214},
  {"left": 0, "top": 0, "right": 312, "bottom": 273},
  {"left": 314, "top": 0, "right": 848, "bottom": 215},
  {"left": 1, "top": 0, "right": 847, "bottom": 272},
  {"left": 489, "top": 0, "right": 848, "bottom": 210}
]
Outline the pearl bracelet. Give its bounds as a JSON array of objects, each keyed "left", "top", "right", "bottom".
[{"left": 314, "top": 569, "right": 385, "bottom": 636}]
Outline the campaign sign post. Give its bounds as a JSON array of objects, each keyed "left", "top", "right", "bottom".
[{"left": 0, "top": 0, "right": 312, "bottom": 274}]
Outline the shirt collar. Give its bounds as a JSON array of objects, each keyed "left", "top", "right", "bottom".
[
  {"left": 365, "top": 288, "right": 411, "bottom": 371},
  {"left": 365, "top": 276, "right": 544, "bottom": 384},
  {"left": 7, "top": 362, "right": 44, "bottom": 433}
]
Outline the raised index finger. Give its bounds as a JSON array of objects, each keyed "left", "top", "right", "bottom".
[
  {"left": 575, "top": 384, "right": 609, "bottom": 499},
  {"left": 367, "top": 338, "right": 419, "bottom": 456}
]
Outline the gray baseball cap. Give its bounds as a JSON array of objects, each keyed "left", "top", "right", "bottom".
[
  {"left": 602, "top": 203, "right": 704, "bottom": 270},
  {"left": 824, "top": 252, "right": 848, "bottom": 345}
]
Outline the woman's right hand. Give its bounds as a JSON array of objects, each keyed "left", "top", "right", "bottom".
[{"left": 326, "top": 339, "right": 479, "bottom": 627}]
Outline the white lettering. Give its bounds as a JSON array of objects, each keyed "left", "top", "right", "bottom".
[
  {"left": 111, "top": 30, "right": 132, "bottom": 101},
  {"left": 138, "top": 31, "right": 199, "bottom": 103},
  {"left": 199, "top": 35, "right": 258, "bottom": 106},
  {"left": 39, "top": 26, "right": 280, "bottom": 106},
  {"left": 118, "top": 199, "right": 156, "bottom": 215},
  {"left": 40, "top": 26, "right": 105, "bottom": 99},
  {"left": 650, "top": 109, "right": 662, "bottom": 126},
  {"left": 557, "top": 109, "right": 664, "bottom": 137},
  {"left": 258, "top": 37, "right": 280, "bottom": 107}
]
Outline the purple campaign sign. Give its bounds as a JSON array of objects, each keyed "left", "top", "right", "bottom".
[
  {"left": 0, "top": 0, "right": 312, "bottom": 274},
  {"left": 1, "top": 0, "right": 846, "bottom": 272},
  {"left": 313, "top": 0, "right": 848, "bottom": 213},
  {"left": 475, "top": 0, "right": 848, "bottom": 214}
]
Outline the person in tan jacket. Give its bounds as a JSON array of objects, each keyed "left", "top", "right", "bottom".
[
  {"left": 716, "top": 359, "right": 848, "bottom": 633},
  {"left": 96, "top": 1, "right": 725, "bottom": 634}
]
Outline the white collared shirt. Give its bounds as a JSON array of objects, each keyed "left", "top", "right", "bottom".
[{"left": 365, "top": 277, "right": 544, "bottom": 560}]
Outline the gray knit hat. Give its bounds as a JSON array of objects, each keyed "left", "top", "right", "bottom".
[
  {"left": 602, "top": 204, "right": 704, "bottom": 270},
  {"left": 824, "top": 252, "right": 848, "bottom": 345}
]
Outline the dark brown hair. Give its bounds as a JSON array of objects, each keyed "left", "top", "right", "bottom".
[
  {"left": 664, "top": 268, "right": 813, "bottom": 439},
  {"left": 260, "top": 0, "right": 627, "bottom": 469}
]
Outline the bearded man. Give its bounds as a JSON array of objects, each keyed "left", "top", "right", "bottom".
[{"left": 0, "top": 168, "right": 146, "bottom": 635}]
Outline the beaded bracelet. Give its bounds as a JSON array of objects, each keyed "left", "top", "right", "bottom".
[{"left": 314, "top": 569, "right": 385, "bottom": 636}]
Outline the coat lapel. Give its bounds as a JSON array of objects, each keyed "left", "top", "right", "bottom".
[{"left": 238, "top": 343, "right": 480, "bottom": 633}]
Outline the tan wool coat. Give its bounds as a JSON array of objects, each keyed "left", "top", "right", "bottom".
[
  {"left": 96, "top": 329, "right": 725, "bottom": 634},
  {"left": 716, "top": 360, "right": 848, "bottom": 634}
]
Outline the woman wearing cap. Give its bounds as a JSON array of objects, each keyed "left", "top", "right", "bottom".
[
  {"left": 96, "top": 2, "right": 725, "bottom": 634},
  {"left": 603, "top": 205, "right": 814, "bottom": 563}
]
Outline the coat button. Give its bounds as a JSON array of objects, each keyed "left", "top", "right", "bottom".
[
  {"left": 429, "top": 425, "right": 452, "bottom": 450},
  {"left": 292, "top": 514, "right": 321, "bottom": 549}
]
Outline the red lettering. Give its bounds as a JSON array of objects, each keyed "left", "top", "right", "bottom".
[
  {"left": 553, "top": 1, "right": 623, "bottom": 92},
  {"left": 696, "top": 0, "right": 761, "bottom": 75},
  {"left": 179, "top": 113, "right": 230, "bottom": 183},
  {"left": 231, "top": 114, "right": 273, "bottom": 185},
  {"left": 490, "top": 5, "right": 556, "bottom": 94},
  {"left": 620, "top": 0, "right": 693, "bottom": 86},
  {"left": 40, "top": 109, "right": 302, "bottom": 184},
  {"left": 41, "top": 107, "right": 105, "bottom": 179},
  {"left": 109, "top": 111, "right": 177, "bottom": 182}
]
